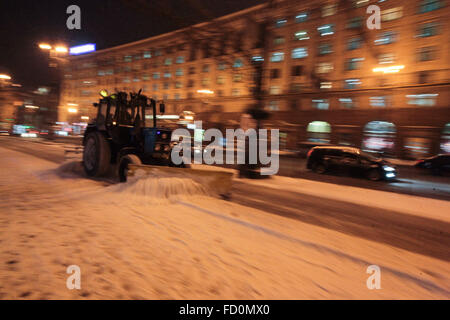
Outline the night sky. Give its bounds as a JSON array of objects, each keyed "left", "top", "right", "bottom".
[{"left": 0, "top": 0, "right": 262, "bottom": 88}]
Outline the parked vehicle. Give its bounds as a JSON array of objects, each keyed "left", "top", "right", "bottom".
[
  {"left": 306, "top": 146, "right": 397, "bottom": 181},
  {"left": 415, "top": 154, "right": 450, "bottom": 176}
]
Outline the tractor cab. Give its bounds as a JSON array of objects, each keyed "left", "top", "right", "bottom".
[{"left": 82, "top": 89, "right": 175, "bottom": 178}]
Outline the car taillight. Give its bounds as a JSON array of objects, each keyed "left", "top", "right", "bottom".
[{"left": 307, "top": 149, "right": 313, "bottom": 158}]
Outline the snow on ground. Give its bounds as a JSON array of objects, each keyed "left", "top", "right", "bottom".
[{"left": 0, "top": 146, "right": 449, "bottom": 299}]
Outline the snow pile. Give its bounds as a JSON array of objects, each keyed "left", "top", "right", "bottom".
[
  {"left": 105, "top": 169, "right": 210, "bottom": 204},
  {"left": 55, "top": 160, "right": 86, "bottom": 178}
]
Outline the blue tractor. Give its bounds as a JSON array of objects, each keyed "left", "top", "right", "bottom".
[{"left": 82, "top": 90, "right": 182, "bottom": 181}]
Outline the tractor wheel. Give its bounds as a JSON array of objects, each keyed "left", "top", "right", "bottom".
[
  {"left": 118, "top": 154, "right": 142, "bottom": 182},
  {"left": 83, "top": 131, "right": 111, "bottom": 177}
]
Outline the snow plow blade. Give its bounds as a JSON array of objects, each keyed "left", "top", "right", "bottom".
[{"left": 127, "top": 164, "right": 233, "bottom": 199}]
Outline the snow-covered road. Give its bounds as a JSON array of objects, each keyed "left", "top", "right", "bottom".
[{"left": 0, "top": 145, "right": 449, "bottom": 299}]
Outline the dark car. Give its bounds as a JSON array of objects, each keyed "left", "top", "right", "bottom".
[
  {"left": 415, "top": 154, "right": 450, "bottom": 176},
  {"left": 306, "top": 146, "right": 397, "bottom": 181}
]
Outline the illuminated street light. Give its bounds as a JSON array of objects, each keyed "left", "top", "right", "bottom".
[
  {"left": 25, "top": 105, "right": 39, "bottom": 109},
  {"left": 373, "top": 65, "right": 405, "bottom": 74},
  {"left": 0, "top": 74, "right": 12, "bottom": 80},
  {"left": 39, "top": 43, "right": 52, "bottom": 50},
  {"left": 68, "top": 103, "right": 79, "bottom": 106},
  {"left": 68, "top": 108, "right": 78, "bottom": 113},
  {"left": 81, "top": 116, "right": 89, "bottom": 120},
  {"left": 54, "top": 46, "right": 68, "bottom": 53}
]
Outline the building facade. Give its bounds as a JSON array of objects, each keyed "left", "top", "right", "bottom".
[{"left": 59, "top": 0, "right": 450, "bottom": 159}]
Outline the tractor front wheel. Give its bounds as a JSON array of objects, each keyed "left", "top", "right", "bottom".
[
  {"left": 83, "top": 131, "right": 111, "bottom": 177},
  {"left": 118, "top": 154, "right": 142, "bottom": 182}
]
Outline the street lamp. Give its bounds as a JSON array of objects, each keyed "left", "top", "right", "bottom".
[
  {"left": 0, "top": 74, "right": 12, "bottom": 80},
  {"left": 39, "top": 43, "right": 52, "bottom": 50}
]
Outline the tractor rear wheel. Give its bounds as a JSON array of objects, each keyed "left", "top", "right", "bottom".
[
  {"left": 83, "top": 131, "right": 111, "bottom": 177},
  {"left": 118, "top": 154, "right": 142, "bottom": 182}
]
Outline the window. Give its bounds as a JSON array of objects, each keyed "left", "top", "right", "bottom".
[
  {"left": 275, "top": 18, "right": 287, "bottom": 28},
  {"left": 187, "top": 80, "right": 194, "bottom": 88},
  {"left": 202, "top": 64, "right": 210, "bottom": 73},
  {"left": 174, "top": 93, "right": 181, "bottom": 100},
  {"left": 295, "top": 12, "right": 308, "bottom": 23},
  {"left": 274, "top": 36, "right": 285, "bottom": 45},
  {"left": 374, "top": 31, "right": 397, "bottom": 45},
  {"left": 320, "top": 82, "right": 332, "bottom": 89},
  {"left": 307, "top": 121, "right": 331, "bottom": 143},
  {"left": 217, "top": 61, "right": 227, "bottom": 70},
  {"left": 232, "top": 89, "right": 241, "bottom": 96},
  {"left": 345, "top": 58, "right": 364, "bottom": 70},
  {"left": 346, "top": 17, "right": 363, "bottom": 29},
  {"left": 232, "top": 74, "right": 243, "bottom": 82},
  {"left": 270, "top": 52, "right": 284, "bottom": 62},
  {"left": 188, "top": 66, "right": 195, "bottom": 74},
  {"left": 318, "top": 24, "right": 335, "bottom": 36},
  {"left": 353, "top": 0, "right": 369, "bottom": 7},
  {"left": 319, "top": 42, "right": 333, "bottom": 55},
  {"left": 417, "top": 46, "right": 436, "bottom": 61},
  {"left": 416, "top": 22, "right": 440, "bottom": 38},
  {"left": 344, "top": 79, "right": 361, "bottom": 89},
  {"left": 378, "top": 53, "right": 396, "bottom": 64},
  {"left": 291, "top": 65, "right": 303, "bottom": 76},
  {"left": 142, "top": 74, "right": 150, "bottom": 81},
  {"left": 152, "top": 84, "right": 158, "bottom": 91},
  {"left": 406, "top": 93, "right": 438, "bottom": 106},
  {"left": 175, "top": 68, "right": 183, "bottom": 76},
  {"left": 143, "top": 51, "right": 152, "bottom": 59},
  {"left": 175, "top": 82, "right": 183, "bottom": 89},
  {"left": 294, "top": 30, "right": 309, "bottom": 41},
  {"left": 292, "top": 47, "right": 308, "bottom": 59},
  {"left": 316, "top": 62, "right": 334, "bottom": 74},
  {"left": 163, "top": 83, "right": 169, "bottom": 89},
  {"left": 312, "top": 99, "right": 329, "bottom": 110},
  {"left": 267, "top": 101, "right": 279, "bottom": 111},
  {"left": 370, "top": 96, "right": 390, "bottom": 107},
  {"left": 322, "top": 4, "right": 337, "bottom": 17},
  {"left": 154, "top": 49, "right": 162, "bottom": 56},
  {"left": 163, "top": 71, "right": 171, "bottom": 78},
  {"left": 124, "top": 55, "right": 132, "bottom": 62},
  {"left": 381, "top": 7, "right": 403, "bottom": 22},
  {"left": 152, "top": 72, "right": 160, "bottom": 79},
  {"left": 217, "top": 75, "right": 225, "bottom": 84},
  {"left": 269, "top": 86, "right": 281, "bottom": 95},
  {"left": 270, "top": 69, "right": 281, "bottom": 79},
  {"left": 164, "top": 58, "right": 172, "bottom": 65},
  {"left": 347, "top": 37, "right": 362, "bottom": 50},
  {"left": 339, "top": 98, "right": 357, "bottom": 109},
  {"left": 419, "top": 0, "right": 443, "bottom": 13},
  {"left": 176, "top": 56, "right": 185, "bottom": 64},
  {"left": 233, "top": 59, "right": 243, "bottom": 68},
  {"left": 201, "top": 78, "right": 210, "bottom": 86}
]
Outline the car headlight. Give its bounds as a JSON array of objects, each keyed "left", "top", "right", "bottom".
[
  {"left": 383, "top": 165, "right": 395, "bottom": 172},
  {"left": 385, "top": 173, "right": 396, "bottom": 178}
]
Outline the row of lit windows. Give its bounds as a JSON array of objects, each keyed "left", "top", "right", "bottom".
[
  {"left": 273, "top": 0, "right": 443, "bottom": 28},
  {"left": 266, "top": 93, "right": 439, "bottom": 111}
]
